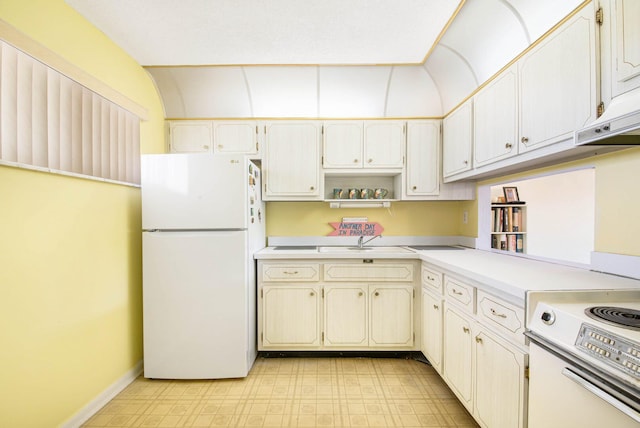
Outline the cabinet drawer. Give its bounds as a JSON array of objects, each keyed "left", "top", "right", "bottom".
[
  {"left": 261, "top": 264, "right": 320, "bottom": 282},
  {"left": 324, "top": 263, "right": 414, "bottom": 282},
  {"left": 444, "top": 277, "right": 475, "bottom": 313},
  {"left": 477, "top": 290, "right": 525, "bottom": 345},
  {"left": 422, "top": 264, "right": 443, "bottom": 294}
]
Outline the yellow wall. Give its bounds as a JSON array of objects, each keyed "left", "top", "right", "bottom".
[
  {"left": 266, "top": 201, "right": 469, "bottom": 237},
  {"left": 0, "top": 1, "right": 164, "bottom": 426},
  {"left": 479, "top": 147, "right": 640, "bottom": 257}
]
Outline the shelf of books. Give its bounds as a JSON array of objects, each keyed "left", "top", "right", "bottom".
[{"left": 491, "top": 203, "right": 526, "bottom": 253}]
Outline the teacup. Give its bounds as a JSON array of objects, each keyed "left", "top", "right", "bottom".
[
  {"left": 360, "top": 188, "right": 374, "bottom": 199},
  {"left": 374, "top": 188, "right": 389, "bottom": 199},
  {"left": 348, "top": 188, "right": 360, "bottom": 199},
  {"left": 333, "top": 188, "right": 345, "bottom": 199}
]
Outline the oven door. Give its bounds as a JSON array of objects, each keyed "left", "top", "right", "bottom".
[{"left": 527, "top": 335, "right": 640, "bottom": 428}]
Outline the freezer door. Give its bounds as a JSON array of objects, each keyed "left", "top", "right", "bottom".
[
  {"left": 143, "top": 230, "right": 254, "bottom": 379},
  {"left": 141, "top": 154, "right": 248, "bottom": 230}
]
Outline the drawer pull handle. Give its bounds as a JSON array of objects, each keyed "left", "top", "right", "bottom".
[
  {"left": 427, "top": 276, "right": 434, "bottom": 281},
  {"left": 475, "top": 336, "right": 483, "bottom": 344},
  {"left": 433, "top": 304, "right": 439, "bottom": 310},
  {"left": 452, "top": 289, "right": 463, "bottom": 295},
  {"left": 462, "top": 327, "right": 470, "bottom": 333},
  {"left": 283, "top": 271, "right": 299, "bottom": 275},
  {"left": 490, "top": 308, "right": 507, "bottom": 318}
]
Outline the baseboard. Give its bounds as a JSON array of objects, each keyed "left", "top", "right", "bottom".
[{"left": 60, "top": 360, "right": 143, "bottom": 428}]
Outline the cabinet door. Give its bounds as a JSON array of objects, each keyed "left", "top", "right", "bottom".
[
  {"left": 519, "top": 4, "right": 597, "bottom": 152},
  {"left": 474, "top": 330, "right": 527, "bottom": 428},
  {"left": 213, "top": 121, "right": 259, "bottom": 154},
  {"left": 612, "top": 0, "right": 640, "bottom": 96},
  {"left": 324, "top": 285, "right": 368, "bottom": 347},
  {"left": 168, "top": 121, "right": 213, "bottom": 153},
  {"left": 262, "top": 285, "right": 321, "bottom": 347},
  {"left": 363, "top": 121, "right": 405, "bottom": 168},
  {"left": 264, "top": 121, "right": 321, "bottom": 199},
  {"left": 443, "top": 304, "right": 474, "bottom": 411},
  {"left": 421, "top": 290, "right": 443, "bottom": 374},
  {"left": 405, "top": 121, "right": 439, "bottom": 197},
  {"left": 369, "top": 285, "right": 414, "bottom": 347},
  {"left": 323, "top": 121, "right": 363, "bottom": 168},
  {"left": 474, "top": 66, "right": 518, "bottom": 167},
  {"left": 443, "top": 101, "right": 473, "bottom": 178}
]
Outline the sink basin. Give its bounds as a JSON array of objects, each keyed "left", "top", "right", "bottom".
[{"left": 318, "top": 246, "right": 414, "bottom": 253}]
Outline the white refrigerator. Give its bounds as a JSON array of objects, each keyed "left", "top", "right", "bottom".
[{"left": 141, "top": 154, "right": 265, "bottom": 379}]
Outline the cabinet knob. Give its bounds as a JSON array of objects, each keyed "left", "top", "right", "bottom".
[
  {"left": 358, "top": 292, "right": 364, "bottom": 297},
  {"left": 368, "top": 159, "right": 373, "bottom": 163},
  {"left": 203, "top": 145, "right": 210, "bottom": 150},
  {"left": 433, "top": 304, "right": 439, "bottom": 310},
  {"left": 475, "top": 336, "right": 483, "bottom": 344},
  {"left": 218, "top": 144, "right": 224, "bottom": 149},
  {"left": 462, "top": 326, "right": 470, "bottom": 333},
  {"left": 521, "top": 136, "right": 529, "bottom": 144},
  {"left": 463, "top": 160, "right": 468, "bottom": 165},
  {"left": 310, "top": 291, "right": 315, "bottom": 296},
  {"left": 310, "top": 186, "right": 315, "bottom": 191},
  {"left": 354, "top": 159, "right": 358, "bottom": 163},
  {"left": 412, "top": 186, "right": 417, "bottom": 190},
  {"left": 374, "top": 291, "right": 379, "bottom": 297},
  {"left": 505, "top": 142, "right": 512, "bottom": 149}
]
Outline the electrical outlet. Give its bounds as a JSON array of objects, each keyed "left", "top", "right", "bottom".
[{"left": 463, "top": 211, "right": 468, "bottom": 224}]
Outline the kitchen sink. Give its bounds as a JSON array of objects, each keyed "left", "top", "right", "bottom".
[{"left": 318, "top": 246, "right": 414, "bottom": 253}]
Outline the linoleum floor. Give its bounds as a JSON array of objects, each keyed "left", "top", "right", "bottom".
[{"left": 82, "top": 356, "right": 478, "bottom": 427}]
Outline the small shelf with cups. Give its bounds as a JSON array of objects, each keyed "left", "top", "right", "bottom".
[{"left": 324, "top": 171, "right": 401, "bottom": 208}]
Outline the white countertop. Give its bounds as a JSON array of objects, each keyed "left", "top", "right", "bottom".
[{"left": 254, "top": 246, "right": 640, "bottom": 305}]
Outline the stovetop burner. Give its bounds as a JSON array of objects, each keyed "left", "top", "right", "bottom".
[{"left": 585, "top": 306, "right": 640, "bottom": 330}]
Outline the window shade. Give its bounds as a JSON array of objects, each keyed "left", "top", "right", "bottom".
[{"left": 0, "top": 40, "right": 140, "bottom": 185}]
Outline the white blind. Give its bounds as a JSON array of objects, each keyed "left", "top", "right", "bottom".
[{"left": 0, "top": 40, "right": 140, "bottom": 185}]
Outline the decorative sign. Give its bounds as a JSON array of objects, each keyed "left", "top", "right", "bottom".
[{"left": 328, "top": 222, "right": 384, "bottom": 236}]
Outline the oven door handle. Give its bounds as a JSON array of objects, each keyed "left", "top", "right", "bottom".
[{"left": 562, "top": 367, "right": 640, "bottom": 423}]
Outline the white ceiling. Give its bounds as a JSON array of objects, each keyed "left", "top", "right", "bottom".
[
  {"left": 65, "top": 0, "right": 461, "bottom": 66},
  {"left": 65, "top": 0, "right": 585, "bottom": 117}
]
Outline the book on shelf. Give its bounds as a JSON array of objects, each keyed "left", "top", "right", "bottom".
[
  {"left": 516, "top": 234, "right": 524, "bottom": 253},
  {"left": 508, "top": 234, "right": 517, "bottom": 252},
  {"left": 512, "top": 207, "right": 521, "bottom": 232}
]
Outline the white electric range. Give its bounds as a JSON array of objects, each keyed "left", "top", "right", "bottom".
[{"left": 525, "top": 289, "right": 640, "bottom": 427}]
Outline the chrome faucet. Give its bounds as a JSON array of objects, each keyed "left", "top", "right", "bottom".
[{"left": 357, "top": 234, "right": 382, "bottom": 249}]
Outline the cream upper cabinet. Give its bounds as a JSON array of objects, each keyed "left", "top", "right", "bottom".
[
  {"left": 404, "top": 120, "right": 439, "bottom": 197},
  {"left": 474, "top": 329, "right": 528, "bottom": 428},
  {"left": 212, "top": 121, "right": 260, "bottom": 155},
  {"left": 323, "top": 120, "right": 405, "bottom": 169},
  {"left": 443, "top": 100, "right": 473, "bottom": 178},
  {"left": 473, "top": 66, "right": 518, "bottom": 167},
  {"left": 422, "top": 289, "right": 443, "bottom": 374},
  {"left": 263, "top": 121, "right": 322, "bottom": 200},
  {"left": 610, "top": 0, "right": 640, "bottom": 97},
  {"left": 363, "top": 121, "right": 405, "bottom": 168},
  {"left": 519, "top": 3, "right": 598, "bottom": 153},
  {"left": 322, "top": 121, "right": 364, "bottom": 168},
  {"left": 168, "top": 121, "right": 213, "bottom": 153}
]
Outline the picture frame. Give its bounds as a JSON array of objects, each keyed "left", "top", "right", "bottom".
[{"left": 503, "top": 186, "right": 520, "bottom": 203}]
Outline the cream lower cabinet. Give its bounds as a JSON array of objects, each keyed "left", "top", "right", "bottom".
[
  {"left": 324, "top": 284, "right": 414, "bottom": 348},
  {"left": 429, "top": 270, "right": 528, "bottom": 428},
  {"left": 443, "top": 303, "right": 475, "bottom": 411},
  {"left": 474, "top": 329, "right": 527, "bottom": 428},
  {"left": 261, "top": 285, "right": 321, "bottom": 348},
  {"left": 259, "top": 260, "right": 418, "bottom": 351}
]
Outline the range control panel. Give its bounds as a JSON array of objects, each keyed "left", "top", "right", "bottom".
[{"left": 576, "top": 324, "right": 640, "bottom": 380}]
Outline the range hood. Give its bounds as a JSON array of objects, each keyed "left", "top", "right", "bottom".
[{"left": 575, "top": 88, "right": 640, "bottom": 146}]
